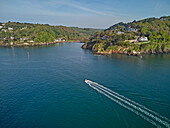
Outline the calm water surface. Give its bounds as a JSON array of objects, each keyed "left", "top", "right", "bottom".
[{"left": 0, "top": 43, "right": 170, "bottom": 128}]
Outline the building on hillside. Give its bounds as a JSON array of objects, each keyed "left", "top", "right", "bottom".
[
  {"left": 138, "top": 37, "right": 148, "bottom": 42},
  {"left": 116, "top": 31, "right": 124, "bottom": 35},
  {"left": 1, "top": 29, "right": 7, "bottom": 32},
  {"left": 125, "top": 27, "right": 137, "bottom": 32},
  {"left": 20, "top": 37, "right": 29, "bottom": 41},
  {"left": 101, "top": 36, "right": 108, "bottom": 40},
  {"left": 8, "top": 27, "right": 13, "bottom": 31},
  {"left": 20, "top": 27, "right": 27, "bottom": 30},
  {"left": 29, "top": 40, "right": 34, "bottom": 43},
  {"left": 55, "top": 38, "right": 66, "bottom": 42},
  {"left": 10, "top": 37, "right": 14, "bottom": 40},
  {"left": 160, "top": 17, "right": 167, "bottom": 21},
  {"left": 0, "top": 26, "right": 3, "bottom": 29},
  {"left": 161, "top": 18, "right": 166, "bottom": 21}
]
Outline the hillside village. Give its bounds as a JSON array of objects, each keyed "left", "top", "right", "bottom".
[
  {"left": 82, "top": 16, "right": 170, "bottom": 55},
  {"left": 101, "top": 26, "right": 149, "bottom": 44},
  {"left": 0, "top": 23, "right": 77, "bottom": 46},
  {"left": 0, "top": 22, "right": 102, "bottom": 46}
]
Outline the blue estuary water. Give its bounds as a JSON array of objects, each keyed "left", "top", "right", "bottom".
[{"left": 0, "top": 43, "right": 170, "bottom": 128}]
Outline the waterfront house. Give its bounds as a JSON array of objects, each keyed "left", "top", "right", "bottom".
[
  {"left": 138, "top": 37, "right": 148, "bottom": 42},
  {"left": 55, "top": 38, "right": 66, "bottom": 42}
]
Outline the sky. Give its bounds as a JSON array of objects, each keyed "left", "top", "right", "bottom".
[{"left": 0, "top": 0, "right": 170, "bottom": 29}]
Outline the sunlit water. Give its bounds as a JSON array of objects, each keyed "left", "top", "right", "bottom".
[{"left": 0, "top": 43, "right": 170, "bottom": 128}]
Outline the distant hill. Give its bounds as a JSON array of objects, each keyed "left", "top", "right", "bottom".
[
  {"left": 82, "top": 16, "right": 170, "bottom": 55},
  {"left": 71, "top": 27, "right": 103, "bottom": 37},
  {"left": 0, "top": 22, "right": 101, "bottom": 45}
]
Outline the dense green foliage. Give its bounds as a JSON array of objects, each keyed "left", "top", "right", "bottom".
[
  {"left": 0, "top": 22, "right": 100, "bottom": 44},
  {"left": 83, "top": 16, "right": 170, "bottom": 54},
  {"left": 71, "top": 27, "right": 103, "bottom": 37}
]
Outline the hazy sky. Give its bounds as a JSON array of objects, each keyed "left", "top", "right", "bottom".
[{"left": 0, "top": 0, "right": 170, "bottom": 28}]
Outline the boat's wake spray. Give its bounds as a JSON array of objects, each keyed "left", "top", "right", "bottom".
[{"left": 85, "top": 79, "right": 170, "bottom": 128}]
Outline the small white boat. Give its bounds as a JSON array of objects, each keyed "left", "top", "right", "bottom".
[{"left": 85, "top": 79, "right": 89, "bottom": 83}]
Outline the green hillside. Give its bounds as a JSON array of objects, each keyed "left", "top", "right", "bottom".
[
  {"left": 82, "top": 16, "right": 170, "bottom": 55},
  {"left": 71, "top": 27, "right": 103, "bottom": 37},
  {"left": 0, "top": 22, "right": 88, "bottom": 45}
]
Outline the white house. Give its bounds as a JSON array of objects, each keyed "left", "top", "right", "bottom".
[
  {"left": 55, "top": 38, "right": 65, "bottom": 42},
  {"left": 1, "top": 29, "right": 7, "bottom": 32},
  {"left": 116, "top": 31, "right": 124, "bottom": 35},
  {"left": 20, "top": 37, "right": 29, "bottom": 41},
  {"left": 0, "top": 26, "right": 3, "bottom": 29},
  {"left": 10, "top": 37, "right": 14, "bottom": 40},
  {"left": 160, "top": 17, "right": 167, "bottom": 21},
  {"left": 20, "top": 27, "right": 27, "bottom": 30},
  {"left": 55, "top": 39, "right": 60, "bottom": 42},
  {"left": 8, "top": 27, "right": 13, "bottom": 31},
  {"left": 138, "top": 37, "right": 148, "bottom": 42},
  {"left": 29, "top": 40, "right": 34, "bottom": 43}
]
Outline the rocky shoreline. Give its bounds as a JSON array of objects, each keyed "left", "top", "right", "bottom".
[{"left": 84, "top": 47, "right": 170, "bottom": 56}]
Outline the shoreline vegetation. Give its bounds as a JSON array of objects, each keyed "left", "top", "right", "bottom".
[
  {"left": 82, "top": 16, "right": 170, "bottom": 56},
  {"left": 0, "top": 40, "right": 82, "bottom": 47},
  {"left": 0, "top": 16, "right": 170, "bottom": 56},
  {"left": 0, "top": 21, "right": 101, "bottom": 47},
  {"left": 83, "top": 43, "right": 170, "bottom": 56}
]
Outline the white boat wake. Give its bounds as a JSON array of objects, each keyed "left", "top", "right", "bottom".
[{"left": 85, "top": 79, "right": 170, "bottom": 128}]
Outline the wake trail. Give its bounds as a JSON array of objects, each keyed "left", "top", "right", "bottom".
[
  {"left": 90, "top": 81, "right": 170, "bottom": 123},
  {"left": 88, "top": 83, "right": 161, "bottom": 128},
  {"left": 85, "top": 80, "right": 170, "bottom": 128}
]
